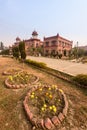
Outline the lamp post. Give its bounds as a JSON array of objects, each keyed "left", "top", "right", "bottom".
[{"left": 77, "top": 41, "right": 78, "bottom": 60}]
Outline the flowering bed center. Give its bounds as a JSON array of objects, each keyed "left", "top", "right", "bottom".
[
  {"left": 28, "top": 85, "right": 64, "bottom": 119},
  {"left": 8, "top": 71, "right": 37, "bottom": 85}
]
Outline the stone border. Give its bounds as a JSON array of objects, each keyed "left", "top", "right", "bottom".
[
  {"left": 23, "top": 85, "right": 68, "bottom": 130},
  {"left": 2, "top": 69, "right": 22, "bottom": 75},
  {"left": 5, "top": 76, "right": 39, "bottom": 89}
]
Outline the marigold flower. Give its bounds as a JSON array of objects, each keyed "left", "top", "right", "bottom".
[
  {"left": 41, "top": 107, "right": 45, "bottom": 111},
  {"left": 9, "top": 76, "right": 13, "bottom": 81},
  {"left": 48, "top": 87, "right": 51, "bottom": 90},
  {"left": 39, "top": 88, "right": 42, "bottom": 91},
  {"left": 31, "top": 92, "right": 35, "bottom": 95},
  {"left": 59, "top": 89, "right": 63, "bottom": 94},
  {"left": 53, "top": 107, "right": 57, "bottom": 112},
  {"left": 49, "top": 106, "right": 52, "bottom": 110},
  {"left": 52, "top": 85, "right": 57, "bottom": 89},
  {"left": 43, "top": 104, "right": 47, "bottom": 108},
  {"left": 30, "top": 95, "right": 34, "bottom": 98},
  {"left": 46, "top": 92, "right": 48, "bottom": 96},
  {"left": 52, "top": 105, "right": 56, "bottom": 108},
  {"left": 49, "top": 94, "right": 52, "bottom": 98}
]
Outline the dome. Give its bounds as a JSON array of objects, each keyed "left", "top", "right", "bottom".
[
  {"left": 32, "top": 30, "right": 38, "bottom": 36},
  {"left": 16, "top": 37, "right": 21, "bottom": 41}
]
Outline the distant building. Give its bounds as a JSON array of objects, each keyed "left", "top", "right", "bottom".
[
  {"left": 78, "top": 45, "right": 87, "bottom": 51},
  {"left": 13, "top": 31, "right": 43, "bottom": 55},
  {"left": 24, "top": 31, "right": 43, "bottom": 55},
  {"left": 43, "top": 34, "right": 73, "bottom": 56},
  {"left": 13, "top": 31, "right": 73, "bottom": 56},
  {"left": 13, "top": 37, "right": 21, "bottom": 47}
]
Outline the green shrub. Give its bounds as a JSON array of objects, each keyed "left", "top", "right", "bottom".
[
  {"left": 73, "top": 74, "right": 87, "bottom": 87},
  {"left": 25, "top": 59, "right": 47, "bottom": 68}
]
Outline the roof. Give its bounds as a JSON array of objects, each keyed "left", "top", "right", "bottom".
[
  {"left": 44, "top": 34, "right": 72, "bottom": 43},
  {"left": 16, "top": 37, "right": 21, "bottom": 41},
  {"left": 32, "top": 30, "right": 38, "bottom": 36},
  {"left": 24, "top": 38, "right": 40, "bottom": 42}
]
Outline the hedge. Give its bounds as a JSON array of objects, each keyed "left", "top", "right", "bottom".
[
  {"left": 73, "top": 74, "right": 87, "bottom": 87},
  {"left": 25, "top": 59, "right": 47, "bottom": 68}
]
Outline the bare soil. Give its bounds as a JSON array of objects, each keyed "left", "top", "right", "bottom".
[{"left": 0, "top": 56, "right": 87, "bottom": 130}]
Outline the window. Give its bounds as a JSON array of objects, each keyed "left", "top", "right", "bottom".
[
  {"left": 45, "top": 42, "right": 49, "bottom": 46},
  {"left": 46, "top": 50, "right": 49, "bottom": 53},
  {"left": 36, "top": 43, "right": 38, "bottom": 47},
  {"left": 51, "top": 40, "right": 57, "bottom": 45}
]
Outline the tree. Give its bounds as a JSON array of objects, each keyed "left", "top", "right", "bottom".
[
  {"left": 19, "top": 41, "right": 25, "bottom": 53},
  {"left": 78, "top": 49, "right": 84, "bottom": 57},
  {"left": 21, "top": 50, "right": 26, "bottom": 60},
  {"left": 19, "top": 41, "right": 26, "bottom": 60},
  {"left": 1, "top": 49, "right": 9, "bottom": 55},
  {"left": 12, "top": 46, "right": 19, "bottom": 59}
]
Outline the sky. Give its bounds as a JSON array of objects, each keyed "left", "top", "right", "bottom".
[{"left": 0, "top": 0, "right": 87, "bottom": 47}]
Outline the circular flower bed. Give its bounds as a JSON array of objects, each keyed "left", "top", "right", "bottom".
[
  {"left": 5, "top": 71, "right": 39, "bottom": 89},
  {"left": 23, "top": 85, "right": 68, "bottom": 129},
  {"left": 3, "top": 68, "right": 21, "bottom": 75}
]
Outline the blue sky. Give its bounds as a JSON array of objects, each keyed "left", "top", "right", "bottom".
[{"left": 0, "top": 0, "right": 87, "bottom": 47}]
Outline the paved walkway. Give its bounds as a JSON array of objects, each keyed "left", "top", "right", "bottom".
[{"left": 27, "top": 56, "right": 87, "bottom": 76}]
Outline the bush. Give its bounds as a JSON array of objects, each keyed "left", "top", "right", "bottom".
[
  {"left": 21, "top": 50, "right": 26, "bottom": 60},
  {"left": 73, "top": 74, "right": 87, "bottom": 87},
  {"left": 25, "top": 59, "right": 47, "bottom": 68},
  {"left": 58, "top": 54, "right": 62, "bottom": 59}
]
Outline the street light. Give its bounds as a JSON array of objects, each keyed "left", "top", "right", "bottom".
[{"left": 77, "top": 41, "right": 78, "bottom": 60}]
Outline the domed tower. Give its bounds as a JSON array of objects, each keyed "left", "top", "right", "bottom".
[
  {"left": 32, "top": 30, "right": 38, "bottom": 39},
  {"left": 16, "top": 37, "right": 21, "bottom": 43}
]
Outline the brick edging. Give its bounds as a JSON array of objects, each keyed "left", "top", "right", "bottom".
[
  {"left": 5, "top": 76, "right": 39, "bottom": 89},
  {"left": 23, "top": 85, "right": 68, "bottom": 130}
]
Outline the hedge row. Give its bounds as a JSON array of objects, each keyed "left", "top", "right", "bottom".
[
  {"left": 25, "top": 59, "right": 47, "bottom": 69},
  {"left": 73, "top": 74, "right": 87, "bottom": 88}
]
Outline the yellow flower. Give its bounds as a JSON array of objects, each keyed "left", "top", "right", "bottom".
[
  {"left": 52, "top": 85, "right": 57, "bottom": 89},
  {"left": 9, "top": 76, "right": 13, "bottom": 81},
  {"left": 32, "top": 92, "right": 35, "bottom": 95},
  {"left": 48, "top": 87, "right": 51, "bottom": 90},
  {"left": 49, "top": 94, "right": 52, "bottom": 98},
  {"left": 30, "top": 95, "right": 34, "bottom": 98},
  {"left": 52, "top": 105, "right": 56, "bottom": 108},
  {"left": 46, "top": 92, "right": 49, "bottom": 96},
  {"left": 59, "top": 89, "right": 63, "bottom": 94},
  {"left": 49, "top": 106, "right": 52, "bottom": 110},
  {"left": 39, "top": 88, "right": 42, "bottom": 91},
  {"left": 52, "top": 105, "right": 57, "bottom": 112},
  {"left": 43, "top": 104, "right": 47, "bottom": 108},
  {"left": 53, "top": 107, "right": 57, "bottom": 112},
  {"left": 41, "top": 107, "right": 45, "bottom": 111}
]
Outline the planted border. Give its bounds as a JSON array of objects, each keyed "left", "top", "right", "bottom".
[
  {"left": 5, "top": 75, "right": 39, "bottom": 89},
  {"left": 23, "top": 85, "right": 68, "bottom": 129}
]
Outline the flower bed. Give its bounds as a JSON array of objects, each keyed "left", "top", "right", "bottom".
[
  {"left": 23, "top": 85, "right": 68, "bottom": 129},
  {"left": 3, "top": 68, "right": 21, "bottom": 75},
  {"left": 5, "top": 71, "right": 39, "bottom": 89}
]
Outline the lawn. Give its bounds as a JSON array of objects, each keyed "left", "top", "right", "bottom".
[{"left": 0, "top": 56, "right": 87, "bottom": 130}]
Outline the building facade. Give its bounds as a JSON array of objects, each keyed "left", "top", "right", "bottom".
[
  {"left": 24, "top": 31, "right": 43, "bottom": 55},
  {"left": 13, "top": 31, "right": 43, "bottom": 55},
  {"left": 44, "top": 34, "right": 73, "bottom": 56},
  {"left": 13, "top": 32, "right": 73, "bottom": 56}
]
